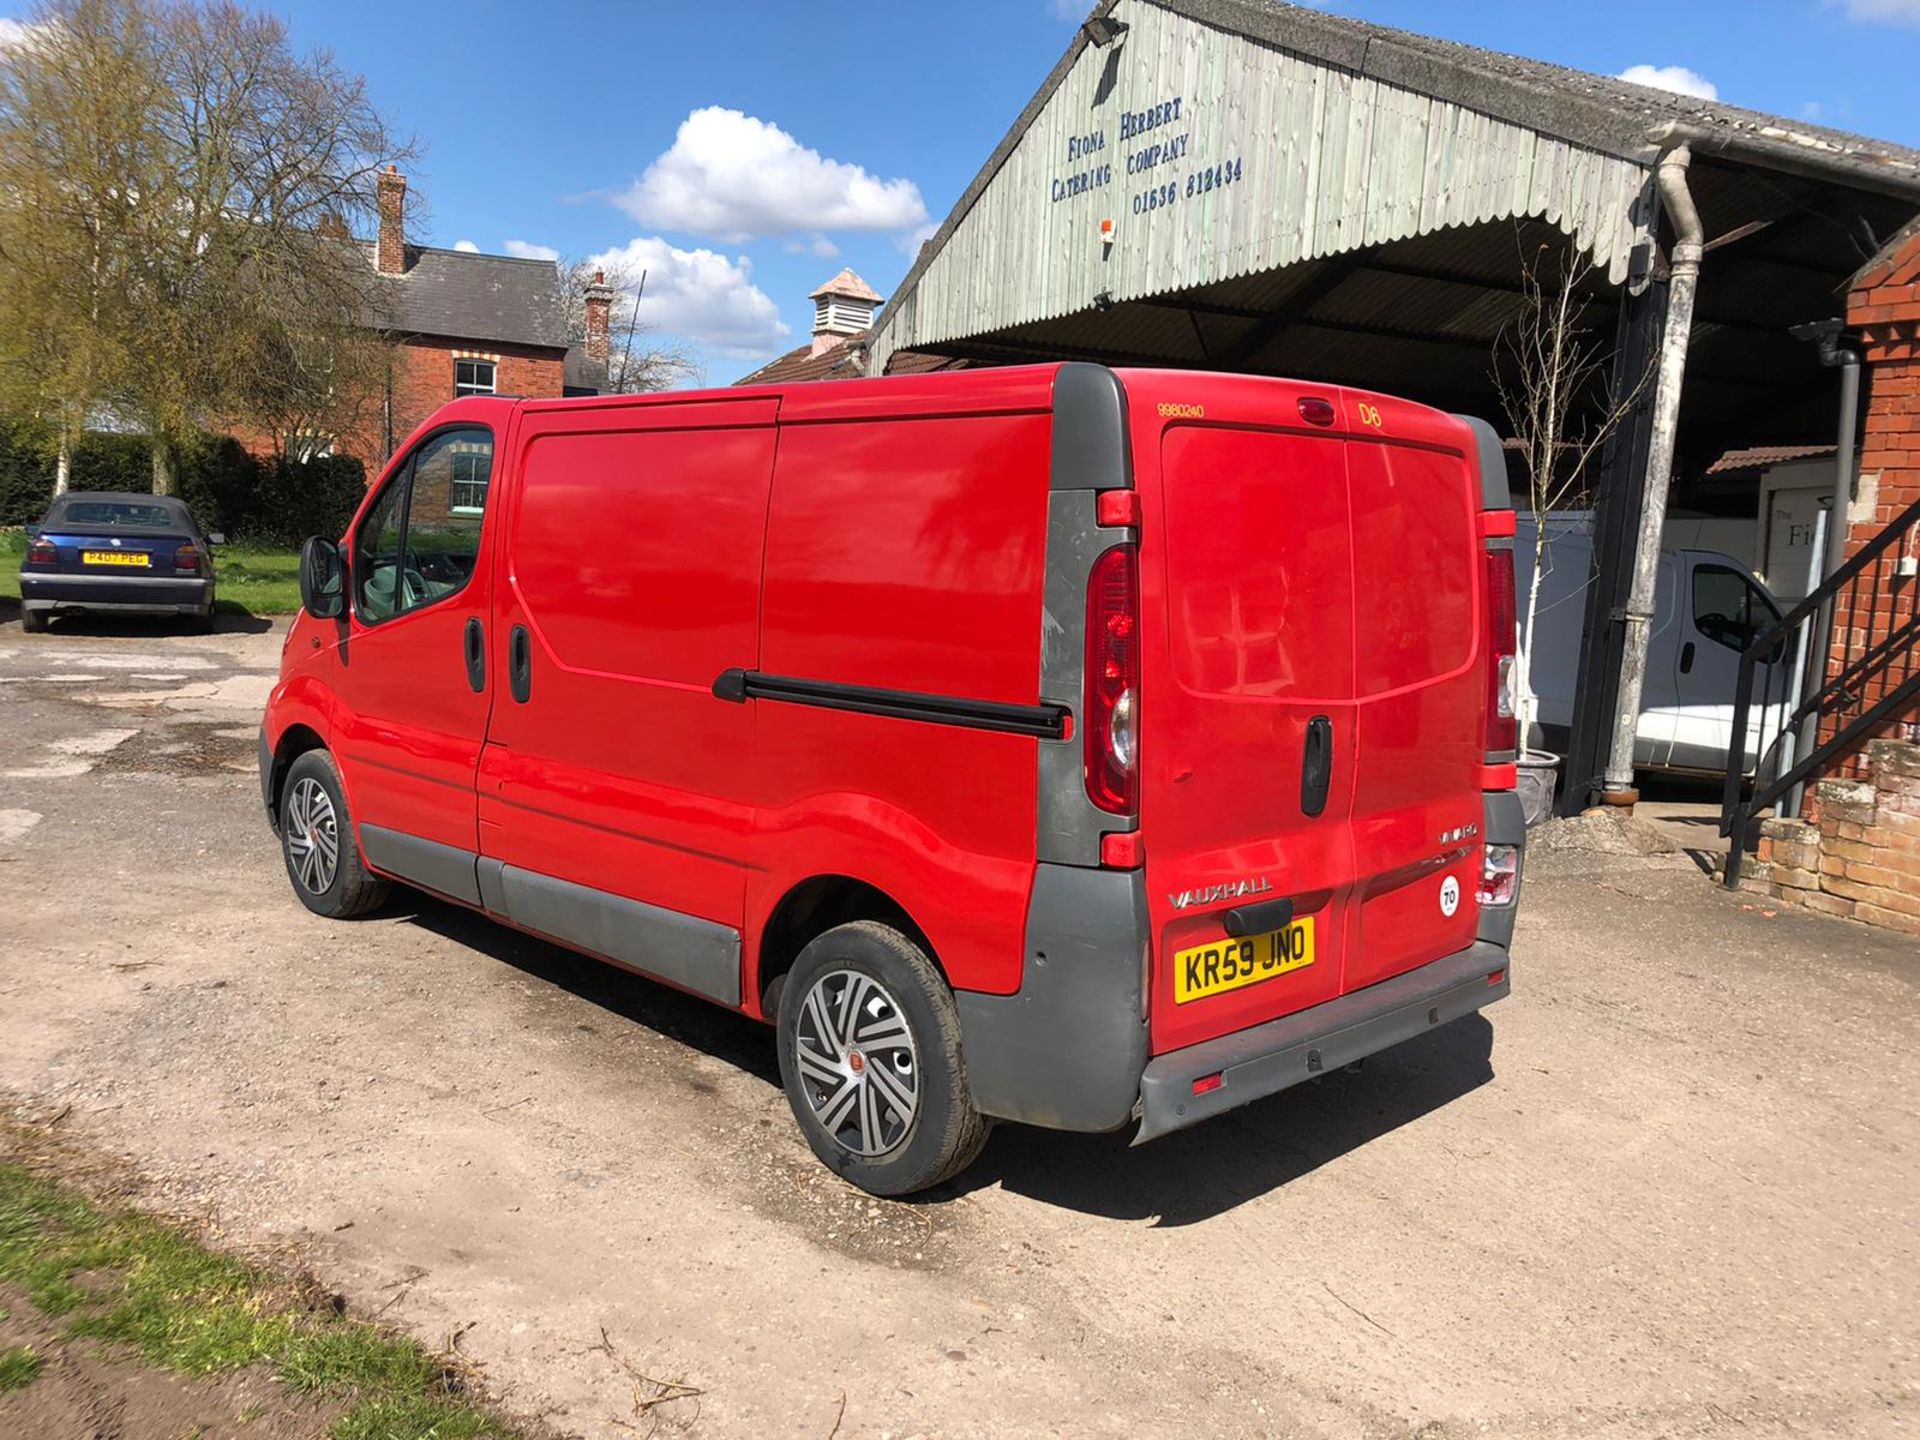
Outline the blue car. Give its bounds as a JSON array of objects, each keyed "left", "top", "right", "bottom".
[{"left": 18, "top": 492, "right": 219, "bottom": 633}]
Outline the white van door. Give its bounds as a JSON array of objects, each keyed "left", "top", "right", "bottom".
[
  {"left": 1668, "top": 554, "right": 1785, "bottom": 773},
  {"left": 1630, "top": 554, "right": 1684, "bottom": 768}
]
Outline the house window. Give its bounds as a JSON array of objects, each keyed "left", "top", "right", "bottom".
[
  {"left": 454, "top": 358, "right": 496, "bottom": 397},
  {"left": 449, "top": 443, "right": 491, "bottom": 515}
]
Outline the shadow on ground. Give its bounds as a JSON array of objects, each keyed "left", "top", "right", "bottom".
[
  {"left": 6, "top": 606, "right": 273, "bottom": 637},
  {"left": 385, "top": 892, "right": 1497, "bottom": 1226}
]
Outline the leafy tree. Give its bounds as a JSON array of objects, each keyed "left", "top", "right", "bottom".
[
  {"left": 0, "top": 2, "right": 159, "bottom": 492},
  {"left": 0, "top": 0, "right": 412, "bottom": 496}
]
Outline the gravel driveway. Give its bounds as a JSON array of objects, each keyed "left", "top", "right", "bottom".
[{"left": 0, "top": 616, "right": 1915, "bottom": 1439}]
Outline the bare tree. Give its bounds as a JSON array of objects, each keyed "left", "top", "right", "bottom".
[
  {"left": 1492, "top": 238, "right": 1652, "bottom": 747},
  {"left": 0, "top": 0, "right": 415, "bottom": 495},
  {"left": 559, "top": 255, "right": 699, "bottom": 394}
]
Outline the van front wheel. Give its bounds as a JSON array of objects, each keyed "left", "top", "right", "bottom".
[
  {"left": 776, "top": 922, "right": 989, "bottom": 1197},
  {"left": 278, "top": 748, "right": 389, "bottom": 920}
]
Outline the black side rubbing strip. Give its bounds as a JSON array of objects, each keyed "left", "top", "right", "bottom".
[{"left": 712, "top": 667, "right": 1067, "bottom": 739}]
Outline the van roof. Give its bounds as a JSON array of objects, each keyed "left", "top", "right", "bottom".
[{"left": 509, "top": 363, "right": 1470, "bottom": 438}]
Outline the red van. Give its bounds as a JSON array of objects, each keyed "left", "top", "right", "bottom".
[{"left": 260, "top": 364, "right": 1522, "bottom": 1195}]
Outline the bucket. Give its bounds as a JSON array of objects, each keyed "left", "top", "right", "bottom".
[{"left": 1515, "top": 750, "right": 1561, "bottom": 828}]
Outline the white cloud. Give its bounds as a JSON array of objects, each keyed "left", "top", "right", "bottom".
[
  {"left": 504, "top": 239, "right": 560, "bottom": 262},
  {"left": 1837, "top": 0, "right": 1920, "bottom": 24},
  {"left": 452, "top": 239, "right": 480, "bottom": 253},
  {"left": 1617, "top": 64, "right": 1719, "bottom": 100},
  {"left": 616, "top": 106, "right": 928, "bottom": 243},
  {"left": 587, "top": 235, "right": 789, "bottom": 360},
  {"left": 897, "top": 220, "right": 939, "bottom": 257},
  {"left": 1050, "top": 0, "right": 1085, "bottom": 18}
]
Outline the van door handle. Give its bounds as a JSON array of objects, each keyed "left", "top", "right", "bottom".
[
  {"left": 508, "top": 625, "right": 531, "bottom": 703},
  {"left": 1679, "top": 640, "right": 1696, "bottom": 675},
  {"left": 1301, "top": 715, "right": 1332, "bottom": 818},
  {"left": 463, "top": 617, "right": 485, "bottom": 693}
]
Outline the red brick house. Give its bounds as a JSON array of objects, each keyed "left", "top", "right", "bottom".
[{"left": 339, "top": 167, "right": 610, "bottom": 465}]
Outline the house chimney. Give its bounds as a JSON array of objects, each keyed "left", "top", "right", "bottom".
[
  {"left": 376, "top": 165, "right": 406, "bottom": 275},
  {"left": 584, "top": 269, "right": 614, "bottom": 364},
  {"left": 808, "top": 268, "right": 883, "bottom": 357}
]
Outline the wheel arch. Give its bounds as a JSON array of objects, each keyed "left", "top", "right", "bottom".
[
  {"left": 752, "top": 875, "right": 942, "bottom": 1021},
  {"left": 265, "top": 723, "right": 328, "bottom": 826}
]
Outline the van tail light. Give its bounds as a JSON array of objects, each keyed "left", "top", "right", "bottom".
[
  {"left": 173, "top": 544, "right": 200, "bottom": 573},
  {"left": 1085, "top": 543, "right": 1139, "bottom": 816},
  {"left": 1483, "top": 544, "right": 1517, "bottom": 755},
  {"left": 1477, "top": 843, "right": 1519, "bottom": 907},
  {"left": 26, "top": 538, "right": 57, "bottom": 566}
]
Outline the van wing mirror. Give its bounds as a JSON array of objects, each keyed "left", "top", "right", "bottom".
[{"left": 298, "top": 536, "right": 346, "bottom": 620}]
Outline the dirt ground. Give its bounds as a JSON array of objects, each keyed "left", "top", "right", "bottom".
[{"left": 0, "top": 614, "right": 1915, "bottom": 1439}]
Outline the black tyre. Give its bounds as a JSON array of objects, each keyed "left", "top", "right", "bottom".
[
  {"left": 278, "top": 748, "right": 389, "bottom": 919},
  {"left": 776, "top": 921, "right": 990, "bottom": 1197},
  {"left": 20, "top": 608, "right": 47, "bottom": 634}
]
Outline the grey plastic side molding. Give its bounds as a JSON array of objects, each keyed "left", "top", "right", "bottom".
[
  {"left": 1037, "top": 364, "right": 1137, "bottom": 866},
  {"left": 1476, "top": 789, "right": 1526, "bottom": 950},
  {"left": 1452, "top": 413, "right": 1511, "bottom": 512},
  {"left": 954, "top": 862, "right": 1149, "bottom": 1132},
  {"left": 360, "top": 824, "right": 483, "bottom": 907}
]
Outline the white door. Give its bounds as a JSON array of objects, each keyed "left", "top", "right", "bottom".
[{"left": 1668, "top": 556, "right": 1786, "bottom": 773}]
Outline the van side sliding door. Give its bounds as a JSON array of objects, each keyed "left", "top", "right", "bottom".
[{"left": 476, "top": 398, "right": 779, "bottom": 1007}]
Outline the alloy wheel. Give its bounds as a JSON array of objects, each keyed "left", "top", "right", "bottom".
[
  {"left": 792, "top": 969, "right": 920, "bottom": 1157},
  {"left": 285, "top": 776, "right": 340, "bottom": 895}
]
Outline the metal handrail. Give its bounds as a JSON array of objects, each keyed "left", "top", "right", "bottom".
[{"left": 1721, "top": 490, "right": 1920, "bottom": 887}]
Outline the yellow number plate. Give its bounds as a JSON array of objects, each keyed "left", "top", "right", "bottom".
[
  {"left": 82, "top": 550, "right": 149, "bottom": 567},
  {"left": 1174, "top": 918, "right": 1315, "bottom": 1004}
]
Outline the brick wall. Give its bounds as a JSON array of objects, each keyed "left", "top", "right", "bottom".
[
  {"left": 338, "top": 337, "right": 567, "bottom": 472},
  {"left": 1827, "top": 228, "right": 1920, "bottom": 769},
  {"left": 1741, "top": 739, "right": 1920, "bottom": 935}
]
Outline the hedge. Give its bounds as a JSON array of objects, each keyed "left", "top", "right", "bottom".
[{"left": 0, "top": 421, "right": 365, "bottom": 545}]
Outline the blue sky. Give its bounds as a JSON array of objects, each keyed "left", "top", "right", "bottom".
[{"left": 10, "top": 0, "right": 1919, "bottom": 381}]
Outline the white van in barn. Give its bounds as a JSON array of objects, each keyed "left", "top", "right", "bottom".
[{"left": 1517, "top": 515, "right": 1788, "bottom": 775}]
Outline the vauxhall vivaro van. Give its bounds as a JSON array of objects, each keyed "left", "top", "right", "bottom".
[{"left": 260, "top": 364, "right": 1523, "bottom": 1195}]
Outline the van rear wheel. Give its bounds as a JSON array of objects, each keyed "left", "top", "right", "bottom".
[{"left": 776, "top": 922, "right": 989, "bottom": 1197}]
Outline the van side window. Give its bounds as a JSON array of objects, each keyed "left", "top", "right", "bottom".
[
  {"left": 1692, "top": 563, "right": 1776, "bottom": 653},
  {"left": 353, "top": 427, "right": 494, "bottom": 623}
]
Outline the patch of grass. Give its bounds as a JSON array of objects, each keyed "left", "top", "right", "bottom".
[
  {"left": 0, "top": 1162, "right": 520, "bottom": 1438},
  {"left": 211, "top": 543, "right": 303, "bottom": 616},
  {"left": 0, "top": 1344, "right": 43, "bottom": 1391},
  {"left": 0, "top": 529, "right": 302, "bottom": 615}
]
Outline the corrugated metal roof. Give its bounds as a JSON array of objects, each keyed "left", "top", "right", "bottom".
[{"left": 871, "top": 0, "right": 1920, "bottom": 373}]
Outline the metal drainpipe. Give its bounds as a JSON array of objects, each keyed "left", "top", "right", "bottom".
[
  {"left": 1827, "top": 341, "right": 1861, "bottom": 578},
  {"left": 1603, "top": 143, "right": 1703, "bottom": 804}
]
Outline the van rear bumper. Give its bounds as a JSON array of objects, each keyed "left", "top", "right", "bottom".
[{"left": 1133, "top": 942, "right": 1510, "bottom": 1144}]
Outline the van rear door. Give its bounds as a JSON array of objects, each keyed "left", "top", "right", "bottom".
[
  {"left": 1140, "top": 387, "right": 1358, "bottom": 1055},
  {"left": 1135, "top": 377, "right": 1493, "bottom": 1055},
  {"left": 1339, "top": 407, "right": 1491, "bottom": 992}
]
